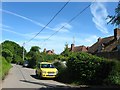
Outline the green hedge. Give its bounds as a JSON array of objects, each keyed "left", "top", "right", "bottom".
[
  {"left": 104, "top": 60, "right": 120, "bottom": 85},
  {"left": 0, "top": 56, "right": 12, "bottom": 80},
  {"left": 53, "top": 60, "right": 68, "bottom": 82},
  {"left": 57, "top": 52, "right": 120, "bottom": 85}
]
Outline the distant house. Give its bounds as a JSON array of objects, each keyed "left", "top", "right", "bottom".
[
  {"left": 68, "top": 43, "right": 88, "bottom": 52},
  {"left": 43, "top": 48, "right": 55, "bottom": 55},
  {"left": 88, "top": 28, "right": 120, "bottom": 54},
  {"left": 88, "top": 28, "right": 120, "bottom": 60}
]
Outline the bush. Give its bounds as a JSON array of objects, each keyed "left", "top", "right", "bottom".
[
  {"left": 53, "top": 60, "right": 68, "bottom": 82},
  {"left": 2, "top": 49, "right": 13, "bottom": 63},
  {"left": 56, "top": 52, "right": 120, "bottom": 85},
  {"left": 0, "top": 56, "right": 12, "bottom": 80},
  {"left": 41, "top": 53, "right": 58, "bottom": 62},
  {"left": 104, "top": 60, "right": 120, "bottom": 85}
]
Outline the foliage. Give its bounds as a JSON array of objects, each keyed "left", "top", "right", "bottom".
[
  {"left": 104, "top": 60, "right": 120, "bottom": 85},
  {"left": 30, "top": 46, "right": 40, "bottom": 52},
  {"left": 107, "top": 1, "right": 120, "bottom": 26},
  {"left": 2, "top": 49, "right": 13, "bottom": 63},
  {"left": 0, "top": 56, "right": 12, "bottom": 80},
  {"left": 41, "top": 52, "right": 58, "bottom": 62},
  {"left": 1, "top": 40, "right": 26, "bottom": 64},
  {"left": 57, "top": 55, "right": 69, "bottom": 61},
  {"left": 12, "top": 54, "right": 23, "bottom": 64},
  {"left": 56, "top": 52, "right": 120, "bottom": 85},
  {"left": 61, "top": 43, "right": 71, "bottom": 57},
  {"left": 53, "top": 60, "right": 68, "bottom": 82},
  {"left": 26, "top": 46, "right": 41, "bottom": 68}
]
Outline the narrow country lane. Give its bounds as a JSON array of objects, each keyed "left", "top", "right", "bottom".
[{"left": 1, "top": 64, "right": 68, "bottom": 89}]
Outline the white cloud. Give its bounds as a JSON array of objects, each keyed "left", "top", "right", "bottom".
[
  {"left": 1, "top": 28, "right": 50, "bottom": 41},
  {"left": 52, "top": 22, "right": 72, "bottom": 32},
  {"left": 90, "top": 2, "right": 109, "bottom": 34},
  {"left": 2, "top": 31, "right": 99, "bottom": 54},
  {"left": 1, "top": 22, "right": 72, "bottom": 41},
  {"left": 80, "top": 35, "right": 98, "bottom": 46},
  {"left": 1, "top": 28, "right": 25, "bottom": 36},
  {"left": 1, "top": 9, "right": 71, "bottom": 33},
  {"left": 0, "top": 9, "right": 46, "bottom": 28},
  {"left": 39, "top": 35, "right": 99, "bottom": 54},
  {"left": 53, "top": 23, "right": 72, "bottom": 32},
  {"left": 0, "top": 24, "right": 13, "bottom": 29}
]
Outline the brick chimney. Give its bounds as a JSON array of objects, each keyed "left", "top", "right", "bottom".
[
  {"left": 98, "top": 37, "right": 102, "bottom": 42},
  {"left": 114, "top": 28, "right": 120, "bottom": 40},
  {"left": 71, "top": 44, "right": 74, "bottom": 52}
]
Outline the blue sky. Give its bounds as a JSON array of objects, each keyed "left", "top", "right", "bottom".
[{"left": 1, "top": 1, "right": 118, "bottom": 54}]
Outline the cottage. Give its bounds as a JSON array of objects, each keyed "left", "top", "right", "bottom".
[
  {"left": 88, "top": 28, "right": 120, "bottom": 60},
  {"left": 68, "top": 43, "right": 88, "bottom": 52},
  {"left": 88, "top": 28, "right": 120, "bottom": 54},
  {"left": 43, "top": 48, "right": 55, "bottom": 55}
]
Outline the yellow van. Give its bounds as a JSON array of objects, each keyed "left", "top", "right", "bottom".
[{"left": 35, "top": 62, "right": 58, "bottom": 78}]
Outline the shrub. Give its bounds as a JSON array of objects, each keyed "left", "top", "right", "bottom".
[
  {"left": 53, "top": 60, "right": 68, "bottom": 82},
  {"left": 104, "top": 60, "right": 120, "bottom": 85},
  {"left": 0, "top": 56, "right": 12, "bottom": 80},
  {"left": 65, "top": 52, "right": 120, "bottom": 85}
]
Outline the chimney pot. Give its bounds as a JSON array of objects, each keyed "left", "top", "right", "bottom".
[{"left": 71, "top": 44, "right": 74, "bottom": 52}]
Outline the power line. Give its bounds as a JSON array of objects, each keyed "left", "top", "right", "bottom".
[
  {"left": 25, "top": 0, "right": 70, "bottom": 44},
  {"left": 41, "top": 1, "right": 95, "bottom": 48}
]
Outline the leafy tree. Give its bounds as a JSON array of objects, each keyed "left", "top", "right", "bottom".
[
  {"left": 107, "top": 1, "right": 120, "bottom": 26},
  {"left": 1, "top": 40, "right": 26, "bottom": 64},
  {"left": 2, "top": 49, "right": 13, "bottom": 63},
  {"left": 27, "top": 46, "right": 41, "bottom": 68},
  {"left": 30, "top": 46, "right": 40, "bottom": 52},
  {"left": 41, "top": 52, "right": 58, "bottom": 62},
  {"left": 12, "top": 54, "right": 23, "bottom": 64},
  {"left": 61, "top": 43, "right": 70, "bottom": 57}
]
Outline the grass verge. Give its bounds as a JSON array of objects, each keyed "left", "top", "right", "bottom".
[{"left": 0, "top": 56, "right": 12, "bottom": 80}]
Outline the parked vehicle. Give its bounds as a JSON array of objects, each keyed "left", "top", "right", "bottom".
[
  {"left": 36, "top": 62, "right": 58, "bottom": 79},
  {"left": 23, "top": 60, "right": 28, "bottom": 67}
]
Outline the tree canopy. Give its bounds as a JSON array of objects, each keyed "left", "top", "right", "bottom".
[
  {"left": 26, "top": 46, "right": 41, "bottom": 68},
  {"left": 107, "top": 1, "right": 120, "bottom": 26},
  {"left": 1, "top": 40, "right": 26, "bottom": 64}
]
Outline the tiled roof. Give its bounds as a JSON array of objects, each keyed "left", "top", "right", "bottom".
[
  {"left": 88, "top": 36, "right": 119, "bottom": 53},
  {"left": 69, "top": 45, "right": 88, "bottom": 52}
]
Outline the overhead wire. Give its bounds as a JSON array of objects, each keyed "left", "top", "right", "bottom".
[
  {"left": 25, "top": 0, "right": 70, "bottom": 44},
  {"left": 41, "top": 1, "right": 96, "bottom": 48}
]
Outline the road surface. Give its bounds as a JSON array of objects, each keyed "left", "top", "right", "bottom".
[{"left": 1, "top": 64, "right": 68, "bottom": 89}]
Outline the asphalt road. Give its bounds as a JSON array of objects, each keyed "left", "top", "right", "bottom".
[{"left": 1, "top": 64, "right": 68, "bottom": 89}]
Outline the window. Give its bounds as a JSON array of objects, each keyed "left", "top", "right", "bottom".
[{"left": 41, "top": 64, "right": 55, "bottom": 68}]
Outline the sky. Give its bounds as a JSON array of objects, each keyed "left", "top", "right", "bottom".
[{"left": 0, "top": 1, "right": 119, "bottom": 54}]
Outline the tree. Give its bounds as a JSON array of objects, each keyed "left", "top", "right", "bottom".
[
  {"left": 107, "top": 1, "right": 120, "bottom": 26},
  {"left": 61, "top": 44, "right": 70, "bottom": 57},
  {"left": 1, "top": 40, "right": 26, "bottom": 64},
  {"left": 30, "top": 46, "right": 40, "bottom": 52},
  {"left": 27, "top": 46, "right": 41, "bottom": 68},
  {"left": 2, "top": 49, "right": 13, "bottom": 63}
]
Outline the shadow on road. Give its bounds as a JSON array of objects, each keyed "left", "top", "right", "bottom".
[
  {"left": 30, "top": 75, "right": 39, "bottom": 79},
  {"left": 20, "top": 79, "right": 69, "bottom": 88},
  {"left": 30, "top": 75, "right": 55, "bottom": 80}
]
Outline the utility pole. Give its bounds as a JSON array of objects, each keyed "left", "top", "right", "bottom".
[
  {"left": 23, "top": 42, "right": 25, "bottom": 62},
  {"left": 73, "top": 36, "right": 75, "bottom": 44}
]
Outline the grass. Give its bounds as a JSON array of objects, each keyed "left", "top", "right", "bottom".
[{"left": 0, "top": 56, "right": 12, "bottom": 80}]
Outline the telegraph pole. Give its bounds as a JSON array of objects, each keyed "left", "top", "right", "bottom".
[{"left": 23, "top": 42, "right": 25, "bottom": 62}]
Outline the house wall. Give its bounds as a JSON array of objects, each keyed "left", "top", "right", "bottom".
[{"left": 95, "top": 51, "right": 120, "bottom": 61}]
